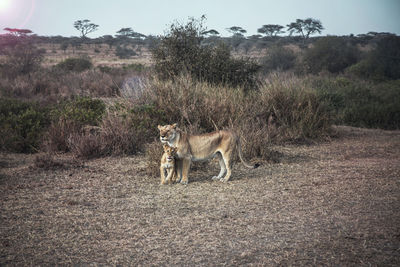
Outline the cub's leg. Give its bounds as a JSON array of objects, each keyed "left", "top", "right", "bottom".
[
  {"left": 212, "top": 153, "right": 226, "bottom": 181},
  {"left": 160, "top": 166, "right": 167, "bottom": 185},
  {"left": 165, "top": 167, "right": 174, "bottom": 184},
  {"left": 180, "top": 158, "right": 191, "bottom": 185}
]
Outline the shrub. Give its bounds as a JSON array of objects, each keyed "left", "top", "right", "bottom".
[
  {"left": 152, "top": 17, "right": 260, "bottom": 89},
  {"left": 261, "top": 45, "right": 296, "bottom": 73},
  {"left": 115, "top": 46, "right": 137, "bottom": 59},
  {"left": 303, "top": 36, "right": 359, "bottom": 74},
  {"left": 55, "top": 57, "right": 93, "bottom": 72},
  {"left": 63, "top": 101, "right": 166, "bottom": 158},
  {"left": 45, "top": 97, "right": 106, "bottom": 153},
  {"left": 0, "top": 98, "right": 50, "bottom": 153}
]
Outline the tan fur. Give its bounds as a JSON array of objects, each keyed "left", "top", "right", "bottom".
[
  {"left": 158, "top": 123, "right": 258, "bottom": 184},
  {"left": 160, "top": 144, "right": 177, "bottom": 185}
]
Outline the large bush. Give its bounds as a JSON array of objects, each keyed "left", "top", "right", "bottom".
[
  {"left": 303, "top": 36, "right": 359, "bottom": 74},
  {"left": 152, "top": 18, "right": 260, "bottom": 89}
]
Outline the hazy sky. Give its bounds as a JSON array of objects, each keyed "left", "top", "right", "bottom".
[{"left": 0, "top": 0, "right": 399, "bottom": 37}]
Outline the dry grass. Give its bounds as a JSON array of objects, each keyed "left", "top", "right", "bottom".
[{"left": 1, "top": 126, "right": 399, "bottom": 265}]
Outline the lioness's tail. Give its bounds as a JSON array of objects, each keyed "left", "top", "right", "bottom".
[{"left": 237, "top": 138, "right": 260, "bottom": 169}]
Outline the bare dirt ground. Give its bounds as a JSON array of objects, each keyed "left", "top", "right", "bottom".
[{"left": 1, "top": 126, "right": 399, "bottom": 266}]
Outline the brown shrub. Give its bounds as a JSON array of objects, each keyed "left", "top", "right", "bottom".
[{"left": 140, "top": 73, "right": 332, "bottom": 162}]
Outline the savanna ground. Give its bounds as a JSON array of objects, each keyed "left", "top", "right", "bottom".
[{"left": 1, "top": 126, "right": 399, "bottom": 265}]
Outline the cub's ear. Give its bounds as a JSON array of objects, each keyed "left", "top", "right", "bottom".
[
  {"left": 163, "top": 144, "right": 169, "bottom": 149},
  {"left": 172, "top": 123, "right": 177, "bottom": 129}
]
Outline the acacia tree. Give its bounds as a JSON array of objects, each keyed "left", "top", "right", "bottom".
[
  {"left": 73, "top": 19, "right": 99, "bottom": 38},
  {"left": 257, "top": 24, "right": 285, "bottom": 37},
  {"left": 3, "top": 28, "right": 33, "bottom": 36},
  {"left": 226, "top": 26, "right": 247, "bottom": 37},
  {"left": 116, "top": 28, "right": 146, "bottom": 39},
  {"left": 287, "top": 18, "right": 323, "bottom": 40}
]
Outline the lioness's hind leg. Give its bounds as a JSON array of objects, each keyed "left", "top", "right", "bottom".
[
  {"left": 212, "top": 153, "right": 226, "bottom": 181},
  {"left": 220, "top": 153, "right": 233, "bottom": 182}
]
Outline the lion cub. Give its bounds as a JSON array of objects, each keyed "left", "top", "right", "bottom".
[{"left": 160, "top": 144, "right": 177, "bottom": 185}]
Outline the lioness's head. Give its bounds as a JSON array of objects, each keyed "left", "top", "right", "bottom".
[
  {"left": 163, "top": 144, "right": 177, "bottom": 162},
  {"left": 158, "top": 123, "right": 177, "bottom": 144}
]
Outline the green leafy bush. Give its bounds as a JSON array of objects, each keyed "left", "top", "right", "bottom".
[
  {"left": 303, "top": 36, "right": 359, "bottom": 74},
  {"left": 0, "top": 98, "right": 50, "bottom": 153},
  {"left": 55, "top": 57, "right": 93, "bottom": 72},
  {"left": 53, "top": 96, "right": 106, "bottom": 127}
]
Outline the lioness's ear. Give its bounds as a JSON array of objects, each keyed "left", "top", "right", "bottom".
[
  {"left": 158, "top": 125, "right": 162, "bottom": 130},
  {"left": 172, "top": 123, "right": 177, "bottom": 129}
]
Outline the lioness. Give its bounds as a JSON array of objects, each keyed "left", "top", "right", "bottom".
[
  {"left": 158, "top": 123, "right": 259, "bottom": 184},
  {"left": 160, "top": 144, "right": 178, "bottom": 185}
]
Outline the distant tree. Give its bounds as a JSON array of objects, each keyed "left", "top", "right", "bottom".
[
  {"left": 226, "top": 26, "right": 247, "bottom": 37},
  {"left": 116, "top": 28, "right": 146, "bottom": 39},
  {"left": 287, "top": 18, "right": 323, "bottom": 40},
  {"left": 73, "top": 19, "right": 99, "bottom": 38},
  {"left": 202, "top": 29, "right": 219, "bottom": 36},
  {"left": 257, "top": 24, "right": 285, "bottom": 37},
  {"left": 3, "top": 28, "right": 33, "bottom": 36}
]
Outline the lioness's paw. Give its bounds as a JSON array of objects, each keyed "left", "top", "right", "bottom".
[
  {"left": 212, "top": 176, "right": 220, "bottom": 180},
  {"left": 220, "top": 178, "right": 227, "bottom": 182},
  {"left": 180, "top": 180, "right": 188, "bottom": 185}
]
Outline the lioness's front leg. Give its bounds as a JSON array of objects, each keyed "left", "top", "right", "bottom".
[
  {"left": 175, "top": 158, "right": 183, "bottom": 183},
  {"left": 180, "top": 158, "right": 191, "bottom": 185}
]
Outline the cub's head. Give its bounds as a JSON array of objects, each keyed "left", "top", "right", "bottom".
[
  {"left": 158, "top": 123, "right": 177, "bottom": 144},
  {"left": 163, "top": 144, "right": 177, "bottom": 162}
]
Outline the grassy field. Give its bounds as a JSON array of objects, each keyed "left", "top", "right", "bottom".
[{"left": 1, "top": 126, "right": 399, "bottom": 265}]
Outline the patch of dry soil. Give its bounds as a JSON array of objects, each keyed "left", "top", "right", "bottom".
[{"left": 1, "top": 126, "right": 399, "bottom": 265}]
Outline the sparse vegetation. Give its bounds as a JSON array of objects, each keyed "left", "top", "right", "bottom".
[{"left": 0, "top": 16, "right": 399, "bottom": 267}]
